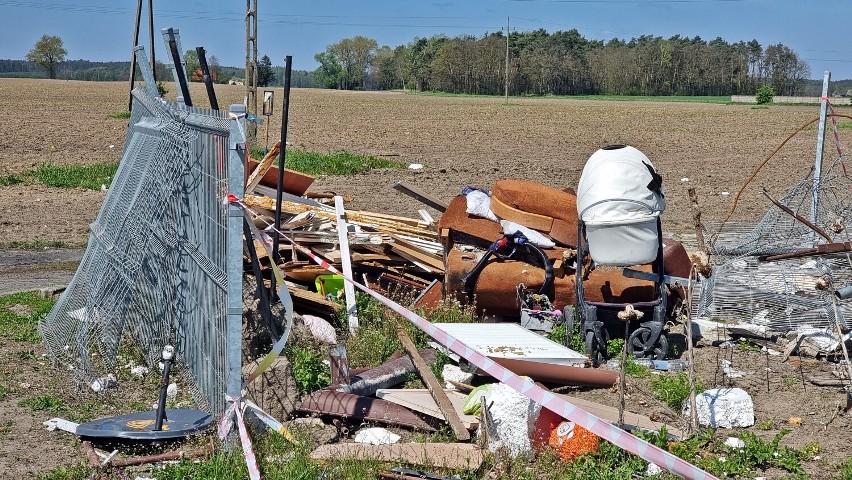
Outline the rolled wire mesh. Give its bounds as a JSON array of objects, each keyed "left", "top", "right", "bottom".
[
  {"left": 693, "top": 156, "right": 852, "bottom": 332},
  {"left": 38, "top": 86, "right": 234, "bottom": 414}
]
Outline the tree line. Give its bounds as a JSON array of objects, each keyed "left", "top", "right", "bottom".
[{"left": 314, "top": 30, "right": 815, "bottom": 96}]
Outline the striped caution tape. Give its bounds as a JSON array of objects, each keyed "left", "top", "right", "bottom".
[
  {"left": 221, "top": 395, "right": 261, "bottom": 480},
  {"left": 229, "top": 194, "right": 718, "bottom": 480}
]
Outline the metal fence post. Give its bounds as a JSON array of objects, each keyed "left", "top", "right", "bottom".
[
  {"left": 811, "top": 71, "right": 831, "bottom": 227},
  {"left": 227, "top": 104, "right": 246, "bottom": 405}
]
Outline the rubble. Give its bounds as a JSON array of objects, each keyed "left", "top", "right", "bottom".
[{"left": 685, "top": 388, "right": 755, "bottom": 429}]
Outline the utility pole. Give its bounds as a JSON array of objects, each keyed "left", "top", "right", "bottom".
[
  {"left": 245, "top": 0, "right": 258, "bottom": 141},
  {"left": 504, "top": 17, "right": 510, "bottom": 103}
]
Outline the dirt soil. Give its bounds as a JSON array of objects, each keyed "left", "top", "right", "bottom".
[{"left": 2, "top": 78, "right": 851, "bottom": 478}]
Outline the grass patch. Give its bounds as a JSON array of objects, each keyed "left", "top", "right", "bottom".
[
  {"left": 345, "top": 294, "right": 477, "bottom": 369},
  {"left": 250, "top": 147, "right": 404, "bottom": 176},
  {"left": 31, "top": 162, "right": 118, "bottom": 190},
  {"left": 650, "top": 371, "right": 702, "bottom": 411},
  {"left": 19, "top": 394, "right": 67, "bottom": 413},
  {"left": 107, "top": 111, "right": 131, "bottom": 119},
  {"left": 0, "top": 239, "right": 73, "bottom": 250},
  {"left": 38, "top": 464, "right": 93, "bottom": 480},
  {"left": 0, "top": 291, "right": 56, "bottom": 342},
  {"left": 0, "top": 174, "right": 24, "bottom": 186}
]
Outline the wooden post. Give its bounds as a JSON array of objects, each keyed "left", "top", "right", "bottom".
[
  {"left": 687, "top": 187, "right": 707, "bottom": 254},
  {"left": 397, "top": 328, "right": 470, "bottom": 441}
]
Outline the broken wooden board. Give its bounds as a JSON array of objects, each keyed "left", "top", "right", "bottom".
[
  {"left": 375, "top": 389, "right": 479, "bottom": 430},
  {"left": 286, "top": 284, "right": 341, "bottom": 317},
  {"left": 556, "top": 393, "right": 683, "bottom": 439},
  {"left": 310, "top": 443, "right": 483, "bottom": 470}
]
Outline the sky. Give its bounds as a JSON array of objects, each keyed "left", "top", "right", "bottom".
[{"left": 1, "top": 0, "right": 851, "bottom": 80}]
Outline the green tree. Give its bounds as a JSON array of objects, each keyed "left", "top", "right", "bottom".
[
  {"left": 756, "top": 85, "right": 775, "bottom": 104},
  {"left": 26, "top": 34, "right": 67, "bottom": 79},
  {"left": 313, "top": 51, "right": 343, "bottom": 89},
  {"left": 257, "top": 55, "right": 275, "bottom": 87},
  {"left": 183, "top": 49, "right": 199, "bottom": 80}
]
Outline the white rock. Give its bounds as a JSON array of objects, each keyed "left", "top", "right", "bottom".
[
  {"left": 646, "top": 463, "right": 663, "bottom": 476},
  {"left": 90, "top": 374, "right": 117, "bottom": 392},
  {"left": 724, "top": 436, "right": 745, "bottom": 449},
  {"left": 442, "top": 364, "right": 474, "bottom": 390},
  {"left": 684, "top": 388, "right": 754, "bottom": 428},
  {"left": 301, "top": 314, "right": 338, "bottom": 345},
  {"left": 480, "top": 382, "right": 541, "bottom": 458},
  {"left": 408, "top": 163, "right": 424, "bottom": 170},
  {"left": 166, "top": 382, "right": 178, "bottom": 398},
  {"left": 354, "top": 427, "right": 400, "bottom": 445},
  {"left": 130, "top": 366, "right": 149, "bottom": 378},
  {"left": 680, "top": 177, "right": 689, "bottom": 182}
]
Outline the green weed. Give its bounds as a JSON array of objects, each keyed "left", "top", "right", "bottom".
[
  {"left": 623, "top": 356, "right": 652, "bottom": 378},
  {"left": 650, "top": 371, "right": 701, "bottom": 411},
  {"left": 0, "top": 174, "right": 24, "bottom": 186},
  {"left": 37, "top": 464, "right": 92, "bottom": 480},
  {"left": 0, "top": 239, "right": 72, "bottom": 250},
  {"left": 250, "top": 147, "right": 404, "bottom": 176},
  {"left": 31, "top": 161, "right": 119, "bottom": 190},
  {"left": 286, "top": 346, "right": 330, "bottom": 394},
  {"left": 606, "top": 337, "right": 624, "bottom": 358},
  {"left": 756, "top": 419, "right": 773, "bottom": 430},
  {"left": 0, "top": 291, "right": 56, "bottom": 342},
  {"left": 834, "top": 456, "right": 852, "bottom": 479},
  {"left": 737, "top": 339, "right": 761, "bottom": 352},
  {"left": 19, "top": 394, "right": 67, "bottom": 413},
  {"left": 106, "top": 111, "right": 131, "bottom": 119}
]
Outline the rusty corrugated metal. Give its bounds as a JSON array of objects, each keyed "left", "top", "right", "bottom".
[{"left": 298, "top": 390, "right": 436, "bottom": 431}]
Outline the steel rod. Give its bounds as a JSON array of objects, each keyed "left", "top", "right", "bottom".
[
  {"left": 811, "top": 71, "right": 831, "bottom": 227},
  {"left": 128, "top": 0, "right": 143, "bottom": 111},
  {"left": 272, "top": 55, "right": 293, "bottom": 295},
  {"left": 196, "top": 46, "right": 219, "bottom": 110}
]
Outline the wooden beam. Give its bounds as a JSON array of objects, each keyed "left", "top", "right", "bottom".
[
  {"left": 310, "top": 443, "right": 483, "bottom": 470},
  {"left": 393, "top": 181, "right": 448, "bottom": 212},
  {"left": 398, "top": 329, "right": 470, "bottom": 441}
]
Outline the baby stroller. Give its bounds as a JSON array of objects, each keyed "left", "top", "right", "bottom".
[{"left": 569, "top": 145, "right": 669, "bottom": 365}]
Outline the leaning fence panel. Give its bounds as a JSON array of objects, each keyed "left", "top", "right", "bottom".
[{"left": 38, "top": 82, "right": 238, "bottom": 414}]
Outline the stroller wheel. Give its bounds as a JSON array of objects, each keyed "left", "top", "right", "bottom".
[
  {"left": 585, "top": 329, "right": 608, "bottom": 366},
  {"left": 627, "top": 327, "right": 668, "bottom": 360}
]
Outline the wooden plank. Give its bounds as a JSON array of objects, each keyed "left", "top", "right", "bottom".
[
  {"left": 393, "top": 181, "right": 448, "bottom": 212},
  {"left": 375, "top": 389, "right": 479, "bottom": 430},
  {"left": 335, "top": 196, "right": 359, "bottom": 333},
  {"left": 398, "top": 329, "right": 470, "bottom": 441},
  {"left": 310, "top": 443, "right": 483, "bottom": 470},
  {"left": 389, "top": 236, "right": 445, "bottom": 272},
  {"left": 556, "top": 394, "right": 683, "bottom": 439}
]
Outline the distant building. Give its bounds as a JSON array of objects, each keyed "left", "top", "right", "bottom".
[{"left": 228, "top": 78, "right": 243, "bottom": 86}]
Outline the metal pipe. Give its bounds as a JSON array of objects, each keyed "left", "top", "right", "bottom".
[
  {"left": 196, "top": 46, "right": 219, "bottom": 110},
  {"left": 165, "top": 28, "right": 192, "bottom": 107},
  {"left": 272, "top": 55, "right": 293, "bottom": 294},
  {"left": 128, "top": 0, "right": 143, "bottom": 111},
  {"left": 154, "top": 345, "right": 174, "bottom": 431},
  {"left": 148, "top": 0, "right": 156, "bottom": 81},
  {"left": 812, "top": 71, "right": 831, "bottom": 226}
]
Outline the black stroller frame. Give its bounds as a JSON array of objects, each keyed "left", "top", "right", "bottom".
[{"left": 568, "top": 216, "right": 669, "bottom": 365}]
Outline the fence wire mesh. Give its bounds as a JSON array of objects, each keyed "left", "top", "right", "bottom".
[
  {"left": 38, "top": 85, "right": 236, "bottom": 414},
  {"left": 693, "top": 156, "right": 852, "bottom": 332}
]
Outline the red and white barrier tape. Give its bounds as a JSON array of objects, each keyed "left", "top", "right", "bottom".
[
  {"left": 227, "top": 193, "right": 718, "bottom": 480},
  {"left": 220, "top": 395, "right": 261, "bottom": 480}
]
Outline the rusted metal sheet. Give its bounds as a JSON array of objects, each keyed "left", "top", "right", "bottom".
[
  {"left": 338, "top": 349, "right": 437, "bottom": 396},
  {"left": 297, "top": 390, "right": 436, "bottom": 431}
]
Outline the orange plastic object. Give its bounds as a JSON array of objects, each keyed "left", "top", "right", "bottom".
[{"left": 548, "top": 420, "right": 599, "bottom": 462}]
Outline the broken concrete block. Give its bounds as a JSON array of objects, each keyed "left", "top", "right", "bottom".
[
  {"left": 684, "top": 388, "right": 754, "bottom": 428},
  {"left": 242, "top": 357, "right": 300, "bottom": 422},
  {"left": 480, "top": 383, "right": 541, "bottom": 458},
  {"left": 442, "top": 364, "right": 473, "bottom": 390}
]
